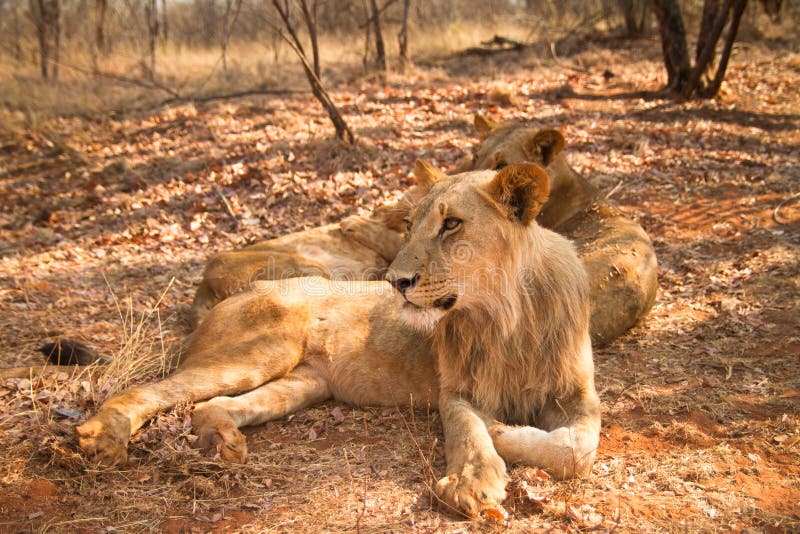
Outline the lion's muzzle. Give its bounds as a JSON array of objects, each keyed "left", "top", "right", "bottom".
[{"left": 386, "top": 271, "right": 419, "bottom": 295}]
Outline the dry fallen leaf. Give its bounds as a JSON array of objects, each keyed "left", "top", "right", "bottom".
[
  {"left": 481, "top": 505, "right": 508, "bottom": 522},
  {"left": 331, "top": 406, "right": 345, "bottom": 423}
]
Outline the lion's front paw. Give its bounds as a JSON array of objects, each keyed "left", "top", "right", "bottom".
[
  {"left": 193, "top": 405, "right": 248, "bottom": 463},
  {"left": 435, "top": 456, "right": 509, "bottom": 518},
  {"left": 75, "top": 409, "right": 131, "bottom": 466}
]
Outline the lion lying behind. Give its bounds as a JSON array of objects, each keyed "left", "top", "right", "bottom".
[
  {"left": 463, "top": 114, "right": 658, "bottom": 347},
  {"left": 77, "top": 162, "right": 600, "bottom": 518},
  {"left": 189, "top": 213, "right": 404, "bottom": 328}
]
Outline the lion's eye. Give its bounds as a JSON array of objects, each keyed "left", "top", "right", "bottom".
[
  {"left": 494, "top": 161, "right": 507, "bottom": 170},
  {"left": 403, "top": 219, "right": 412, "bottom": 233},
  {"left": 442, "top": 217, "right": 462, "bottom": 233}
]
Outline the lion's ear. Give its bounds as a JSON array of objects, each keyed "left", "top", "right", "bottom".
[
  {"left": 525, "top": 129, "right": 565, "bottom": 166},
  {"left": 373, "top": 202, "right": 408, "bottom": 232},
  {"left": 413, "top": 160, "right": 445, "bottom": 192},
  {"left": 474, "top": 114, "right": 496, "bottom": 139},
  {"left": 484, "top": 164, "right": 550, "bottom": 225}
]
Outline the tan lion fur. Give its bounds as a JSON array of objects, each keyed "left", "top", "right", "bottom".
[
  {"left": 76, "top": 163, "right": 600, "bottom": 519},
  {"left": 463, "top": 114, "right": 659, "bottom": 347},
  {"left": 189, "top": 213, "right": 404, "bottom": 328}
]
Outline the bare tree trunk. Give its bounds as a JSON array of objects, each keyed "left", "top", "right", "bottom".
[
  {"left": 651, "top": 0, "right": 748, "bottom": 99},
  {"left": 617, "top": 0, "right": 647, "bottom": 35},
  {"left": 221, "top": 0, "right": 242, "bottom": 73},
  {"left": 695, "top": 0, "right": 721, "bottom": 87},
  {"left": 51, "top": 0, "right": 60, "bottom": 80},
  {"left": 161, "top": 0, "right": 169, "bottom": 45},
  {"left": 94, "top": 0, "right": 107, "bottom": 55},
  {"left": 14, "top": 2, "right": 23, "bottom": 62},
  {"left": 683, "top": 0, "right": 731, "bottom": 97},
  {"left": 271, "top": 1, "right": 355, "bottom": 144},
  {"left": 398, "top": 0, "right": 410, "bottom": 71},
  {"left": 144, "top": 0, "right": 159, "bottom": 79},
  {"left": 362, "top": 0, "right": 371, "bottom": 71},
  {"left": 696, "top": 0, "right": 720, "bottom": 62},
  {"left": 651, "top": 0, "right": 691, "bottom": 91},
  {"left": 369, "top": 0, "right": 386, "bottom": 71},
  {"left": 30, "top": 0, "right": 52, "bottom": 79},
  {"left": 299, "top": 0, "right": 320, "bottom": 79},
  {"left": 222, "top": 0, "right": 232, "bottom": 72},
  {"left": 701, "top": 0, "right": 747, "bottom": 97}
]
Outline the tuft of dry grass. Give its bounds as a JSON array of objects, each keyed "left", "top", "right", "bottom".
[{"left": 95, "top": 276, "right": 180, "bottom": 396}]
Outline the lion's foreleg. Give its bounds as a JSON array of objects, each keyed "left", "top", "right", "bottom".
[
  {"left": 489, "top": 394, "right": 601, "bottom": 480},
  {"left": 435, "top": 392, "right": 509, "bottom": 518},
  {"left": 192, "top": 364, "right": 331, "bottom": 462}
]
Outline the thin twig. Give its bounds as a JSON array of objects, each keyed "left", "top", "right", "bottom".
[
  {"left": 214, "top": 186, "right": 239, "bottom": 230},
  {"left": 773, "top": 192, "right": 799, "bottom": 225},
  {"left": 605, "top": 179, "right": 624, "bottom": 200}
]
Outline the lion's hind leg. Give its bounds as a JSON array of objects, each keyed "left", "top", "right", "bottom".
[{"left": 193, "top": 364, "right": 331, "bottom": 462}]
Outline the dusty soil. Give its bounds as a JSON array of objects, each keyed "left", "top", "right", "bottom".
[{"left": 0, "top": 40, "right": 798, "bottom": 532}]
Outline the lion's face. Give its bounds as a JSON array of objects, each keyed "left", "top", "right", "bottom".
[
  {"left": 471, "top": 115, "right": 565, "bottom": 172},
  {"left": 386, "top": 162, "right": 550, "bottom": 331}
]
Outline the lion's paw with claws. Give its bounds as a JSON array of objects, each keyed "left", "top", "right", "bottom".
[
  {"left": 435, "top": 455, "right": 509, "bottom": 518},
  {"left": 192, "top": 405, "right": 248, "bottom": 463},
  {"left": 75, "top": 409, "right": 131, "bottom": 466}
]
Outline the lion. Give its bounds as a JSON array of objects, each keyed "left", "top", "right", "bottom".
[
  {"left": 76, "top": 162, "right": 600, "bottom": 518},
  {"left": 462, "top": 114, "right": 658, "bottom": 347},
  {"left": 189, "top": 212, "right": 404, "bottom": 328}
]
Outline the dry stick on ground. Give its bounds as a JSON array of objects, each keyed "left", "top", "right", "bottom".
[
  {"left": 773, "top": 192, "right": 800, "bottom": 225},
  {"left": 214, "top": 186, "right": 240, "bottom": 231},
  {"left": 270, "top": 5, "right": 355, "bottom": 144}
]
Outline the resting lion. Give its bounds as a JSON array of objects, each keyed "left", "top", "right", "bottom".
[
  {"left": 76, "top": 162, "right": 601, "bottom": 518},
  {"left": 462, "top": 114, "right": 658, "bottom": 347},
  {"left": 189, "top": 212, "right": 404, "bottom": 328}
]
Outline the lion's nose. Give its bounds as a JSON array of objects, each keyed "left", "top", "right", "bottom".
[{"left": 386, "top": 272, "right": 419, "bottom": 293}]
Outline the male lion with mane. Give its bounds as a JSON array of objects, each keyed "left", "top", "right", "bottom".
[
  {"left": 461, "top": 114, "right": 658, "bottom": 347},
  {"left": 76, "top": 162, "right": 601, "bottom": 518}
]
